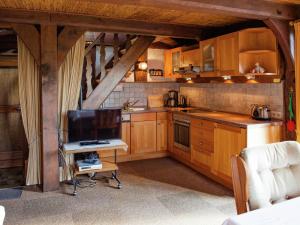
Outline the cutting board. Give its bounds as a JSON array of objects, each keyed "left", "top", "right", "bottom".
[{"left": 148, "top": 95, "right": 164, "bottom": 108}]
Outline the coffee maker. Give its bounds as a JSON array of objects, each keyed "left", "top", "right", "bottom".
[{"left": 166, "top": 90, "right": 178, "bottom": 107}]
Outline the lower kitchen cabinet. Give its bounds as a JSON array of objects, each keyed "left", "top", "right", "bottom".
[
  {"left": 157, "top": 112, "right": 168, "bottom": 151},
  {"left": 212, "top": 124, "right": 247, "bottom": 181},
  {"left": 191, "top": 119, "right": 214, "bottom": 170},
  {"left": 131, "top": 113, "right": 157, "bottom": 154},
  {"left": 98, "top": 122, "right": 131, "bottom": 158},
  {"left": 167, "top": 112, "right": 174, "bottom": 153},
  {"left": 173, "top": 115, "right": 282, "bottom": 188}
]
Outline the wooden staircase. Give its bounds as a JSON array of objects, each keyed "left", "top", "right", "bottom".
[{"left": 82, "top": 33, "right": 154, "bottom": 109}]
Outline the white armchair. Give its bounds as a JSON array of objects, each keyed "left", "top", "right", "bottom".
[{"left": 231, "top": 141, "right": 300, "bottom": 214}]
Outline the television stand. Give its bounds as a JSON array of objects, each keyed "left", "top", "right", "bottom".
[{"left": 63, "top": 139, "right": 128, "bottom": 196}]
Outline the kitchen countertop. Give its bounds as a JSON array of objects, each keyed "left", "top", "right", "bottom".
[{"left": 122, "top": 107, "right": 283, "bottom": 128}]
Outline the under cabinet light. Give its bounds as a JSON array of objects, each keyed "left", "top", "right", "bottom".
[
  {"left": 245, "top": 74, "right": 255, "bottom": 80},
  {"left": 222, "top": 75, "right": 231, "bottom": 80}
]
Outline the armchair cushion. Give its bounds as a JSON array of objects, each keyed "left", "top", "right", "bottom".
[{"left": 241, "top": 141, "right": 300, "bottom": 210}]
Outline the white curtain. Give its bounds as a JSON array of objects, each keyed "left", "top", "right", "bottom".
[
  {"left": 58, "top": 35, "right": 85, "bottom": 181},
  {"left": 17, "top": 37, "right": 41, "bottom": 185}
]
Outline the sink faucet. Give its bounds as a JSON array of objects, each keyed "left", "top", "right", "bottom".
[{"left": 123, "top": 99, "right": 139, "bottom": 110}]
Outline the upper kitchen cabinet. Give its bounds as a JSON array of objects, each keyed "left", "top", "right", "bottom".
[
  {"left": 200, "top": 38, "right": 218, "bottom": 77},
  {"left": 199, "top": 27, "right": 279, "bottom": 78},
  {"left": 181, "top": 48, "right": 201, "bottom": 67},
  {"left": 238, "top": 28, "right": 279, "bottom": 75},
  {"left": 217, "top": 32, "right": 239, "bottom": 76},
  {"left": 164, "top": 47, "right": 182, "bottom": 78}
]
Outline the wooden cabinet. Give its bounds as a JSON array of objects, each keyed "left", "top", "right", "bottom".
[
  {"left": 164, "top": 49, "right": 173, "bottom": 77},
  {"left": 131, "top": 113, "right": 157, "bottom": 154},
  {"left": 164, "top": 48, "right": 182, "bottom": 78},
  {"left": 98, "top": 122, "right": 131, "bottom": 158},
  {"left": 200, "top": 38, "right": 218, "bottom": 77},
  {"left": 212, "top": 124, "right": 247, "bottom": 181},
  {"left": 181, "top": 48, "right": 201, "bottom": 67},
  {"left": 167, "top": 112, "right": 174, "bottom": 153},
  {"left": 199, "top": 28, "right": 279, "bottom": 78},
  {"left": 238, "top": 28, "right": 279, "bottom": 76},
  {"left": 157, "top": 112, "right": 168, "bottom": 151},
  {"left": 191, "top": 119, "right": 215, "bottom": 170},
  {"left": 217, "top": 32, "right": 239, "bottom": 76},
  {"left": 121, "top": 122, "right": 131, "bottom": 155}
]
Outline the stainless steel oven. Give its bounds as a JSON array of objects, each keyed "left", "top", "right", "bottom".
[{"left": 173, "top": 114, "right": 190, "bottom": 151}]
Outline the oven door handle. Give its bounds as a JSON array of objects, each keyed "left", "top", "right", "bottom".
[{"left": 174, "top": 120, "right": 190, "bottom": 127}]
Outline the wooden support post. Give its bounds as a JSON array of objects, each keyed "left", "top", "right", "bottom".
[
  {"left": 83, "top": 36, "right": 154, "bottom": 109},
  {"left": 265, "top": 19, "right": 295, "bottom": 140},
  {"left": 40, "top": 25, "right": 59, "bottom": 192}
]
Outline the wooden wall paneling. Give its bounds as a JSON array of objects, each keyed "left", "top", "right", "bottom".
[
  {"left": 40, "top": 25, "right": 59, "bottom": 192},
  {"left": 83, "top": 36, "right": 154, "bottom": 109},
  {"left": 57, "top": 26, "right": 86, "bottom": 68},
  {"left": 11, "top": 23, "right": 40, "bottom": 64},
  {"left": 264, "top": 19, "right": 295, "bottom": 140}
]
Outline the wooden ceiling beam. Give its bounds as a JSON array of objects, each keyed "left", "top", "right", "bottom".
[
  {"left": 0, "top": 9, "right": 202, "bottom": 39},
  {"left": 93, "top": 0, "right": 298, "bottom": 20}
]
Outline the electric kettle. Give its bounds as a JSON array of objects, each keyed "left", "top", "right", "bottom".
[{"left": 251, "top": 104, "right": 271, "bottom": 120}]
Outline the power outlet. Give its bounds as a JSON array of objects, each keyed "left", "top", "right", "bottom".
[{"left": 271, "top": 111, "right": 282, "bottom": 119}]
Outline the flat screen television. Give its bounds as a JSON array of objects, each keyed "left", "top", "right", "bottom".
[{"left": 67, "top": 109, "right": 121, "bottom": 142}]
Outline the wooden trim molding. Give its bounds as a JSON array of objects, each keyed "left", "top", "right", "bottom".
[
  {"left": 0, "top": 105, "right": 20, "bottom": 113},
  {"left": 231, "top": 155, "right": 249, "bottom": 215}
]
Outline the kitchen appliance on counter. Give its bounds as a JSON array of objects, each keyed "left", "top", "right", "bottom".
[
  {"left": 251, "top": 104, "right": 271, "bottom": 120},
  {"left": 167, "top": 90, "right": 178, "bottom": 107},
  {"left": 178, "top": 95, "right": 188, "bottom": 108},
  {"left": 173, "top": 113, "right": 190, "bottom": 151}
]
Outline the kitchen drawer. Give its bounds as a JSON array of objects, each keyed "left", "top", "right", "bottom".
[
  {"left": 157, "top": 112, "right": 168, "bottom": 120},
  {"left": 191, "top": 119, "right": 215, "bottom": 130},
  {"left": 131, "top": 112, "right": 156, "bottom": 122},
  {"left": 191, "top": 127, "right": 214, "bottom": 143},
  {"left": 191, "top": 149, "right": 212, "bottom": 168},
  {"left": 192, "top": 141, "right": 213, "bottom": 154}
]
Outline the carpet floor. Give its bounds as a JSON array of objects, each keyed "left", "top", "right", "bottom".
[{"left": 0, "top": 158, "right": 236, "bottom": 225}]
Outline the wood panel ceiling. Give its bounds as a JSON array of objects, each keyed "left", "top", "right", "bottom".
[{"left": 0, "top": 0, "right": 250, "bottom": 27}]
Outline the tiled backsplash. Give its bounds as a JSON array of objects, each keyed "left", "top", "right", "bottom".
[
  {"left": 103, "top": 82, "right": 284, "bottom": 119},
  {"left": 103, "top": 83, "right": 180, "bottom": 108},
  {"left": 180, "top": 83, "right": 284, "bottom": 119}
]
